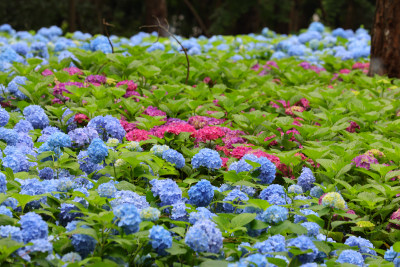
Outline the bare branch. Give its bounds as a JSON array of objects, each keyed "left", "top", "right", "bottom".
[
  {"left": 140, "top": 18, "right": 190, "bottom": 85},
  {"left": 102, "top": 18, "right": 114, "bottom": 53}
]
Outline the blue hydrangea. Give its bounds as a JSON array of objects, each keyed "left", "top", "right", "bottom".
[
  {"left": 125, "top": 141, "right": 143, "bottom": 152},
  {"left": 259, "top": 184, "right": 286, "bottom": 200},
  {"left": 7, "top": 75, "right": 28, "bottom": 99},
  {"left": 310, "top": 186, "right": 324, "bottom": 198},
  {"left": 171, "top": 201, "right": 188, "bottom": 221},
  {"left": 223, "top": 189, "right": 249, "bottom": 213},
  {"left": 267, "top": 193, "right": 291, "bottom": 205},
  {"left": 191, "top": 148, "right": 222, "bottom": 170},
  {"left": 0, "top": 108, "right": 9, "bottom": 127},
  {"left": 113, "top": 203, "right": 141, "bottom": 234},
  {"left": 188, "top": 207, "right": 216, "bottom": 225},
  {"left": 384, "top": 246, "right": 399, "bottom": 262},
  {"left": 294, "top": 195, "right": 311, "bottom": 209},
  {"left": 37, "top": 126, "right": 61, "bottom": 143},
  {"left": 23, "top": 105, "right": 49, "bottom": 129},
  {"left": 149, "top": 225, "right": 172, "bottom": 255},
  {"left": 188, "top": 179, "right": 214, "bottom": 207},
  {"left": 294, "top": 209, "right": 320, "bottom": 224},
  {"left": 344, "top": 236, "right": 377, "bottom": 259},
  {"left": 19, "top": 212, "right": 48, "bottom": 243},
  {"left": 150, "top": 144, "right": 170, "bottom": 157},
  {"left": 46, "top": 132, "right": 71, "bottom": 148},
  {"left": 261, "top": 205, "right": 288, "bottom": 224},
  {"left": 2, "top": 197, "right": 18, "bottom": 210},
  {"left": 61, "top": 252, "right": 82, "bottom": 263},
  {"left": 66, "top": 221, "right": 97, "bottom": 257},
  {"left": 59, "top": 203, "right": 82, "bottom": 227},
  {"left": 236, "top": 185, "right": 256, "bottom": 197},
  {"left": 0, "top": 225, "right": 23, "bottom": 242},
  {"left": 30, "top": 41, "right": 49, "bottom": 58},
  {"left": 185, "top": 219, "right": 223, "bottom": 253},
  {"left": 77, "top": 150, "right": 103, "bottom": 174},
  {"left": 87, "top": 115, "right": 126, "bottom": 142},
  {"left": 301, "top": 222, "right": 320, "bottom": 237},
  {"left": 0, "top": 127, "right": 18, "bottom": 145},
  {"left": 336, "top": 250, "right": 364, "bottom": 266},
  {"left": 253, "top": 234, "right": 287, "bottom": 256},
  {"left": 162, "top": 149, "right": 185, "bottom": 169},
  {"left": 88, "top": 138, "right": 108, "bottom": 164},
  {"left": 68, "top": 127, "right": 99, "bottom": 147},
  {"left": 97, "top": 181, "right": 117, "bottom": 198},
  {"left": 17, "top": 238, "right": 53, "bottom": 261},
  {"left": 0, "top": 205, "right": 12, "bottom": 218},
  {"left": 110, "top": 190, "right": 150, "bottom": 210},
  {"left": 297, "top": 167, "right": 315, "bottom": 192},
  {"left": 288, "top": 184, "right": 303, "bottom": 194},
  {"left": 287, "top": 235, "right": 319, "bottom": 264},
  {"left": 0, "top": 173, "right": 6, "bottom": 193},
  {"left": 233, "top": 253, "right": 269, "bottom": 267},
  {"left": 231, "top": 154, "right": 276, "bottom": 184},
  {"left": 140, "top": 207, "right": 160, "bottom": 221},
  {"left": 39, "top": 167, "right": 54, "bottom": 180},
  {"left": 14, "top": 119, "right": 34, "bottom": 133},
  {"left": 150, "top": 179, "right": 182, "bottom": 206}
]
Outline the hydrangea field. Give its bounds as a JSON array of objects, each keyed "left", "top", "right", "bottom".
[{"left": 0, "top": 21, "right": 400, "bottom": 266}]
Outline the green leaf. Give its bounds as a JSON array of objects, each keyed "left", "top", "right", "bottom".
[
  {"left": 138, "top": 65, "right": 161, "bottom": 77},
  {"left": 231, "top": 213, "right": 256, "bottom": 228},
  {"left": 164, "top": 242, "right": 187, "bottom": 255}
]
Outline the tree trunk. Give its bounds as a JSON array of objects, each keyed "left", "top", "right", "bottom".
[
  {"left": 145, "top": 0, "right": 168, "bottom": 36},
  {"left": 68, "top": 0, "right": 77, "bottom": 32},
  {"left": 369, "top": 0, "right": 400, "bottom": 78}
]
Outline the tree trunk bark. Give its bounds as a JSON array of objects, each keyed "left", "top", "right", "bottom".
[
  {"left": 145, "top": 0, "right": 168, "bottom": 36},
  {"left": 68, "top": 0, "right": 77, "bottom": 32},
  {"left": 369, "top": 0, "right": 400, "bottom": 78}
]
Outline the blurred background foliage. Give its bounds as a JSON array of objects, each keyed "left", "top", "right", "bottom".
[{"left": 0, "top": 0, "right": 375, "bottom": 37}]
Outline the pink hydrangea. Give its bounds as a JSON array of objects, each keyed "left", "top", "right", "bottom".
[
  {"left": 188, "top": 116, "right": 225, "bottom": 129},
  {"left": 285, "top": 106, "right": 305, "bottom": 116},
  {"left": 346, "top": 121, "right": 360, "bottom": 133},
  {"left": 387, "top": 208, "right": 400, "bottom": 230},
  {"left": 41, "top": 69, "right": 53, "bottom": 76},
  {"left": 192, "top": 126, "right": 225, "bottom": 142},
  {"left": 151, "top": 122, "right": 196, "bottom": 138},
  {"left": 63, "top": 67, "right": 83, "bottom": 75},
  {"left": 352, "top": 154, "right": 378, "bottom": 170},
  {"left": 143, "top": 106, "right": 166, "bottom": 117},
  {"left": 85, "top": 75, "right": 106, "bottom": 84},
  {"left": 74, "top": 113, "right": 90, "bottom": 124},
  {"left": 116, "top": 80, "right": 138, "bottom": 91},
  {"left": 230, "top": 145, "right": 254, "bottom": 159},
  {"left": 126, "top": 129, "right": 150, "bottom": 141},
  {"left": 120, "top": 118, "right": 136, "bottom": 132}
]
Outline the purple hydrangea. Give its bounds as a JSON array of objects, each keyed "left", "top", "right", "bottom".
[
  {"left": 297, "top": 167, "right": 315, "bottom": 192},
  {"left": 352, "top": 154, "right": 378, "bottom": 170},
  {"left": 68, "top": 127, "right": 99, "bottom": 147}
]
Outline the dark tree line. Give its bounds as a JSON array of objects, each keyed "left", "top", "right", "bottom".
[{"left": 0, "top": 0, "right": 375, "bottom": 37}]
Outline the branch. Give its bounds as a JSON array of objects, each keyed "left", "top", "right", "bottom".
[
  {"left": 183, "top": 0, "right": 210, "bottom": 37},
  {"left": 140, "top": 17, "right": 190, "bottom": 85},
  {"left": 102, "top": 18, "right": 114, "bottom": 53}
]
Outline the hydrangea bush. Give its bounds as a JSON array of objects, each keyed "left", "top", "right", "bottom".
[{"left": 0, "top": 22, "right": 398, "bottom": 266}]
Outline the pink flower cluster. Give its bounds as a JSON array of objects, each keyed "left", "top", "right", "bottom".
[
  {"left": 251, "top": 61, "right": 279, "bottom": 76},
  {"left": 298, "top": 62, "right": 326, "bottom": 73},
  {"left": 188, "top": 116, "right": 225, "bottom": 129}
]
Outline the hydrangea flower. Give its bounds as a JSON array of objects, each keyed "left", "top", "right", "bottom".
[
  {"left": 294, "top": 209, "right": 320, "bottom": 224},
  {"left": 230, "top": 154, "right": 276, "bottom": 184},
  {"left": 14, "top": 119, "right": 34, "bottom": 133},
  {"left": 352, "top": 154, "right": 378, "bottom": 170},
  {"left": 384, "top": 246, "right": 399, "bottom": 262},
  {"left": 87, "top": 115, "right": 126, "bottom": 142},
  {"left": 0, "top": 225, "right": 23, "bottom": 242},
  {"left": 320, "top": 192, "right": 346, "bottom": 210},
  {"left": 66, "top": 221, "right": 97, "bottom": 257},
  {"left": 223, "top": 189, "right": 249, "bottom": 213},
  {"left": 20, "top": 212, "right": 48, "bottom": 243},
  {"left": 0, "top": 206, "right": 12, "bottom": 217},
  {"left": 259, "top": 184, "right": 286, "bottom": 200},
  {"left": 288, "top": 184, "right": 303, "bottom": 194},
  {"left": 188, "top": 207, "right": 216, "bottom": 225},
  {"left": 171, "top": 201, "right": 188, "bottom": 221},
  {"left": 297, "top": 167, "right": 315, "bottom": 192},
  {"left": 87, "top": 138, "right": 108, "bottom": 164},
  {"left": 125, "top": 141, "right": 143, "bottom": 152},
  {"left": 110, "top": 190, "right": 150, "bottom": 210},
  {"left": 17, "top": 238, "right": 53, "bottom": 261},
  {"left": 150, "top": 179, "right": 182, "bottom": 206},
  {"left": 7, "top": 76, "right": 28, "bottom": 99},
  {"left": 140, "top": 207, "right": 160, "bottom": 221},
  {"left": 113, "top": 203, "right": 141, "bottom": 234},
  {"left": 261, "top": 205, "right": 288, "bottom": 224},
  {"left": 185, "top": 219, "right": 223, "bottom": 253},
  {"left": 336, "top": 250, "right": 364, "bottom": 266},
  {"left": 344, "top": 236, "right": 377, "bottom": 259},
  {"left": 287, "top": 235, "right": 319, "bottom": 263},
  {"left": 97, "top": 181, "right": 117, "bottom": 198},
  {"left": 162, "top": 149, "right": 185, "bottom": 169},
  {"left": 0, "top": 107, "right": 9, "bottom": 127},
  {"left": 149, "top": 225, "right": 172, "bottom": 255},
  {"left": 59, "top": 203, "right": 82, "bottom": 227},
  {"left": 23, "top": 105, "right": 49, "bottom": 129},
  {"left": 253, "top": 234, "right": 287, "bottom": 256},
  {"left": 301, "top": 222, "right": 320, "bottom": 237},
  {"left": 68, "top": 127, "right": 99, "bottom": 147},
  {"left": 150, "top": 144, "right": 170, "bottom": 157},
  {"left": 0, "top": 127, "right": 18, "bottom": 146},
  {"left": 39, "top": 167, "right": 54, "bottom": 180},
  {"left": 0, "top": 173, "right": 6, "bottom": 193},
  {"left": 191, "top": 148, "right": 222, "bottom": 170},
  {"left": 310, "top": 186, "right": 324, "bottom": 198},
  {"left": 61, "top": 252, "right": 82, "bottom": 263},
  {"left": 188, "top": 179, "right": 214, "bottom": 207}
]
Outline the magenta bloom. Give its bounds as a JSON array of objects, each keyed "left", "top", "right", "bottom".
[
  {"left": 41, "top": 69, "right": 53, "bottom": 76},
  {"left": 339, "top": 69, "right": 351, "bottom": 74},
  {"left": 188, "top": 116, "right": 224, "bottom": 129},
  {"left": 116, "top": 80, "right": 138, "bottom": 91},
  {"left": 346, "top": 121, "right": 360, "bottom": 133},
  {"left": 387, "top": 208, "right": 400, "bottom": 230},
  {"left": 143, "top": 106, "right": 166, "bottom": 117},
  {"left": 352, "top": 154, "right": 378, "bottom": 170},
  {"left": 251, "top": 63, "right": 260, "bottom": 71},
  {"left": 85, "top": 75, "right": 106, "bottom": 84},
  {"left": 63, "top": 67, "right": 83, "bottom": 75},
  {"left": 265, "top": 61, "right": 278, "bottom": 69}
]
